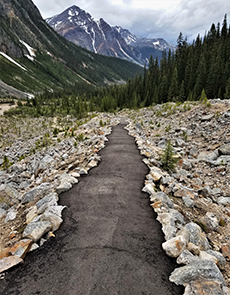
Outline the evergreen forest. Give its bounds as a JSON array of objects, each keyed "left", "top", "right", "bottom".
[
  {"left": 93, "top": 15, "right": 230, "bottom": 110},
  {"left": 5, "top": 15, "right": 230, "bottom": 117}
]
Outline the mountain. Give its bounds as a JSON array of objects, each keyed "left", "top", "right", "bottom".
[
  {"left": 0, "top": 0, "right": 143, "bottom": 98},
  {"left": 46, "top": 6, "right": 143, "bottom": 65},
  {"left": 116, "top": 26, "right": 176, "bottom": 63},
  {"left": 46, "top": 6, "right": 176, "bottom": 66}
]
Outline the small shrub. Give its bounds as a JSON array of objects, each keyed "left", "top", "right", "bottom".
[
  {"left": 156, "top": 110, "right": 162, "bottom": 117},
  {"left": 53, "top": 127, "right": 59, "bottom": 137},
  {"left": 182, "top": 130, "right": 188, "bottom": 141},
  {"left": 2, "top": 155, "right": 10, "bottom": 170},
  {"left": 18, "top": 155, "right": 26, "bottom": 161},
  {"left": 219, "top": 218, "right": 226, "bottom": 227},
  {"left": 75, "top": 133, "right": 85, "bottom": 142},
  {"left": 160, "top": 140, "right": 178, "bottom": 172},
  {"left": 165, "top": 125, "right": 171, "bottom": 132},
  {"left": 194, "top": 221, "right": 208, "bottom": 233},
  {"left": 99, "top": 119, "right": 104, "bottom": 127}
]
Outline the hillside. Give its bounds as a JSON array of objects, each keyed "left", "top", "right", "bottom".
[{"left": 0, "top": 0, "right": 143, "bottom": 98}]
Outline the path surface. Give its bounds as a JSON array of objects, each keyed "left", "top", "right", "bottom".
[{"left": 1, "top": 124, "right": 183, "bottom": 295}]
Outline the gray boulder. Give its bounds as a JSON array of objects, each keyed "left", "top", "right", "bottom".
[
  {"left": 169, "top": 260, "right": 226, "bottom": 286},
  {"left": 176, "top": 249, "right": 199, "bottom": 265},
  {"left": 5, "top": 184, "right": 21, "bottom": 200},
  {"left": 201, "top": 114, "right": 214, "bottom": 121},
  {"left": 4, "top": 209, "right": 17, "bottom": 223},
  {"left": 36, "top": 192, "right": 59, "bottom": 214},
  {"left": 56, "top": 181, "right": 72, "bottom": 194},
  {"left": 142, "top": 182, "right": 155, "bottom": 195},
  {"left": 23, "top": 221, "right": 52, "bottom": 242},
  {"left": 219, "top": 143, "right": 230, "bottom": 155},
  {"left": 150, "top": 192, "right": 174, "bottom": 209},
  {"left": 184, "top": 280, "right": 227, "bottom": 295},
  {"left": 214, "top": 155, "right": 230, "bottom": 166},
  {"left": 39, "top": 212, "right": 63, "bottom": 231},
  {"left": 21, "top": 183, "right": 52, "bottom": 204},
  {"left": 217, "top": 197, "right": 230, "bottom": 206},
  {"left": 182, "top": 197, "right": 194, "bottom": 208},
  {"left": 197, "top": 151, "right": 219, "bottom": 163},
  {"left": 201, "top": 212, "right": 219, "bottom": 231},
  {"left": 206, "top": 250, "right": 226, "bottom": 269},
  {"left": 162, "top": 235, "right": 187, "bottom": 257},
  {"left": 157, "top": 209, "right": 184, "bottom": 240},
  {"left": 185, "top": 222, "right": 210, "bottom": 250}
]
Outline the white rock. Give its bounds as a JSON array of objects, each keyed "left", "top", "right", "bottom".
[
  {"left": 23, "top": 221, "right": 52, "bottom": 242},
  {"left": 56, "top": 181, "right": 72, "bottom": 194},
  {"left": 177, "top": 250, "right": 200, "bottom": 265},
  {"left": 150, "top": 191, "right": 174, "bottom": 208},
  {"left": 142, "top": 182, "right": 155, "bottom": 195},
  {"left": 29, "top": 243, "right": 39, "bottom": 252},
  {"left": 26, "top": 206, "right": 38, "bottom": 224},
  {"left": 0, "top": 208, "right": 7, "bottom": 218},
  {"left": 150, "top": 167, "right": 163, "bottom": 182},
  {"left": 4, "top": 209, "right": 17, "bottom": 223},
  {"left": 162, "top": 235, "right": 187, "bottom": 258},
  {"left": 39, "top": 212, "right": 63, "bottom": 231},
  {"left": 199, "top": 251, "right": 218, "bottom": 264},
  {"left": 0, "top": 256, "right": 23, "bottom": 274},
  {"left": 46, "top": 205, "right": 66, "bottom": 217}
]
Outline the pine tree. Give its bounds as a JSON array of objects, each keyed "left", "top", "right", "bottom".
[
  {"left": 168, "top": 67, "right": 179, "bottom": 101},
  {"left": 160, "top": 140, "right": 178, "bottom": 172},
  {"left": 225, "top": 76, "right": 230, "bottom": 98}
]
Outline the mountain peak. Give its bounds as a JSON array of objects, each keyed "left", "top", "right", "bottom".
[{"left": 46, "top": 5, "right": 175, "bottom": 65}]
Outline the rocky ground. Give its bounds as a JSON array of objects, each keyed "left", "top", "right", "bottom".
[{"left": 1, "top": 99, "right": 230, "bottom": 294}]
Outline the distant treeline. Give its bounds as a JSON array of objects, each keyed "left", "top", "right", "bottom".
[
  {"left": 92, "top": 14, "right": 230, "bottom": 110},
  {"left": 4, "top": 15, "right": 230, "bottom": 117}
]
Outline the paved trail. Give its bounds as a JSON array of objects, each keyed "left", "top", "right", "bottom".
[{"left": 1, "top": 124, "right": 183, "bottom": 295}]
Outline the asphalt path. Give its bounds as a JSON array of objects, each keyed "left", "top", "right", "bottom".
[{"left": 1, "top": 124, "right": 183, "bottom": 295}]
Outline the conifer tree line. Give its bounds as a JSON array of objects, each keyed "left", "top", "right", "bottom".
[{"left": 92, "top": 14, "right": 230, "bottom": 110}]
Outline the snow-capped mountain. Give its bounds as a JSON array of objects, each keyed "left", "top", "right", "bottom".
[
  {"left": 47, "top": 6, "right": 175, "bottom": 66},
  {"left": 46, "top": 6, "right": 143, "bottom": 65}
]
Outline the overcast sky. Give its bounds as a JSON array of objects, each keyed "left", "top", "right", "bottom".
[{"left": 33, "top": 0, "right": 230, "bottom": 44}]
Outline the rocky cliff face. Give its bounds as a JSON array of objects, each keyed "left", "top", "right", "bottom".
[
  {"left": 46, "top": 5, "right": 175, "bottom": 65},
  {"left": 0, "top": 0, "right": 46, "bottom": 58}
]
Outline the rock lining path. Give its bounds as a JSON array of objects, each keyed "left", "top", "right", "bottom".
[{"left": 1, "top": 124, "right": 183, "bottom": 295}]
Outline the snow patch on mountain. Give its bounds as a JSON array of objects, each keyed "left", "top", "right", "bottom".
[{"left": 0, "top": 52, "right": 27, "bottom": 70}]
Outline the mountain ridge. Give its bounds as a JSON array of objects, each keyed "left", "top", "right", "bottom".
[{"left": 46, "top": 5, "right": 176, "bottom": 66}]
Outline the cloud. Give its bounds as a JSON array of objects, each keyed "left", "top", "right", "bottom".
[{"left": 33, "top": 0, "right": 230, "bottom": 44}]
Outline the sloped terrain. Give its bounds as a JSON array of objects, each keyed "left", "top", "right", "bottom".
[{"left": 0, "top": 0, "right": 143, "bottom": 97}]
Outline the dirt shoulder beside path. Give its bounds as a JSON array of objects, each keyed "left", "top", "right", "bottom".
[{"left": 1, "top": 124, "right": 183, "bottom": 295}]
